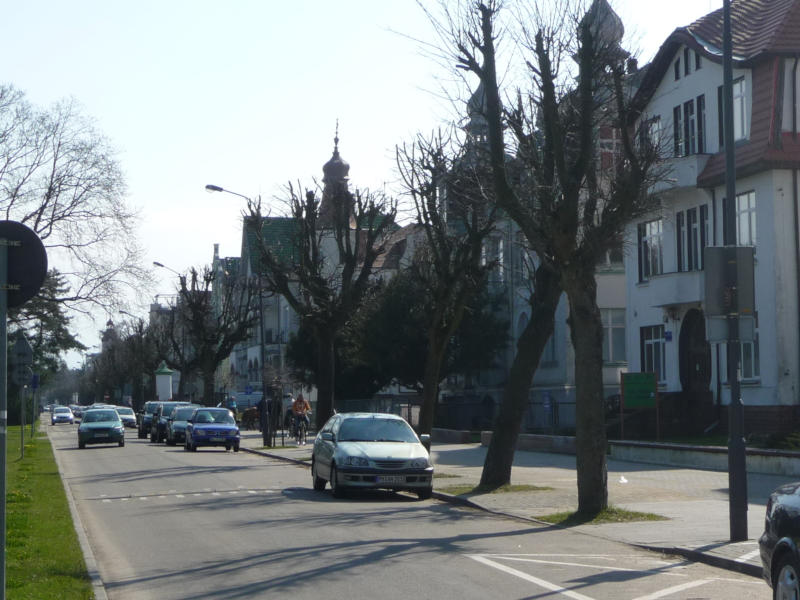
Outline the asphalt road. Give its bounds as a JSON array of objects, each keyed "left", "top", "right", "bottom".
[{"left": 48, "top": 423, "right": 770, "bottom": 600}]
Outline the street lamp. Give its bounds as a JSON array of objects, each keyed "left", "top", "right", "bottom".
[
  {"left": 205, "top": 184, "right": 251, "bottom": 202},
  {"left": 207, "top": 183, "right": 269, "bottom": 434},
  {"left": 153, "top": 261, "right": 181, "bottom": 277}
]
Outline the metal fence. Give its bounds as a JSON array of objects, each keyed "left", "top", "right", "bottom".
[
  {"left": 435, "top": 394, "right": 578, "bottom": 435},
  {"left": 336, "top": 397, "right": 421, "bottom": 428}
]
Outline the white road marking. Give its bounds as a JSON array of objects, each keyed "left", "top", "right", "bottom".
[
  {"left": 102, "top": 499, "right": 111, "bottom": 503},
  {"left": 468, "top": 555, "right": 596, "bottom": 600},
  {"left": 175, "top": 494, "right": 184, "bottom": 498},
  {"left": 630, "top": 579, "right": 711, "bottom": 600},
  {"left": 736, "top": 549, "right": 760, "bottom": 563},
  {"left": 248, "top": 490, "right": 257, "bottom": 494}
]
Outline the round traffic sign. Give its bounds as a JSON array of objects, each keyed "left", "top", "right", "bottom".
[{"left": 0, "top": 221, "right": 48, "bottom": 308}]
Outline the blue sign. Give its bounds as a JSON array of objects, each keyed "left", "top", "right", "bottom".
[
  {"left": 31, "top": 374, "right": 39, "bottom": 389},
  {"left": 245, "top": 385, "right": 253, "bottom": 394}
]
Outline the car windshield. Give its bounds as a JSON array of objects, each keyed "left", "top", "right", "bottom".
[
  {"left": 82, "top": 411, "right": 119, "bottom": 423},
  {"left": 145, "top": 404, "right": 159, "bottom": 414},
  {"left": 54, "top": 407, "right": 70, "bottom": 414},
  {"left": 173, "top": 407, "right": 195, "bottom": 420},
  {"left": 116, "top": 407, "right": 134, "bottom": 416},
  {"left": 338, "top": 418, "right": 418, "bottom": 443},
  {"left": 194, "top": 410, "right": 234, "bottom": 425}
]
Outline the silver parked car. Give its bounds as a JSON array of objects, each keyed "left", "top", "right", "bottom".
[{"left": 311, "top": 412, "right": 433, "bottom": 499}]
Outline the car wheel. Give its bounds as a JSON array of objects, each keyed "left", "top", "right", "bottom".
[
  {"left": 774, "top": 552, "right": 800, "bottom": 599},
  {"left": 138, "top": 429, "right": 145, "bottom": 439},
  {"left": 166, "top": 436, "right": 175, "bottom": 446},
  {"left": 233, "top": 443, "right": 239, "bottom": 452},
  {"left": 416, "top": 486, "right": 433, "bottom": 500},
  {"left": 79, "top": 441, "right": 85, "bottom": 449},
  {"left": 330, "top": 464, "right": 345, "bottom": 498},
  {"left": 312, "top": 459, "right": 326, "bottom": 491},
  {"left": 119, "top": 438, "right": 125, "bottom": 447}
]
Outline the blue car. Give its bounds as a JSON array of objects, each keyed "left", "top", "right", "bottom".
[{"left": 184, "top": 407, "right": 240, "bottom": 452}]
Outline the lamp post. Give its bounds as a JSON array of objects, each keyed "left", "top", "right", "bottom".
[
  {"left": 119, "top": 310, "right": 146, "bottom": 411},
  {"left": 153, "top": 261, "right": 188, "bottom": 399},
  {"left": 206, "top": 183, "right": 268, "bottom": 435}
]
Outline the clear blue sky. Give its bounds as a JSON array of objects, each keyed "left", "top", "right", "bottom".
[{"left": 1, "top": 0, "right": 721, "bottom": 361}]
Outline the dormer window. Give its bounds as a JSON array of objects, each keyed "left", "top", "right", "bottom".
[
  {"left": 674, "top": 58, "right": 681, "bottom": 80},
  {"left": 684, "top": 48, "right": 691, "bottom": 76}
]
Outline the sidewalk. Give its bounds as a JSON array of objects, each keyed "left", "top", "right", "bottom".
[{"left": 239, "top": 431, "right": 780, "bottom": 579}]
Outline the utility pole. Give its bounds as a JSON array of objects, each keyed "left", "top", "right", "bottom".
[{"left": 722, "top": 0, "right": 748, "bottom": 542}]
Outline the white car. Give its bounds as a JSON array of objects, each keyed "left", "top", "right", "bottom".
[
  {"left": 114, "top": 406, "right": 137, "bottom": 428},
  {"left": 51, "top": 406, "right": 74, "bottom": 425},
  {"left": 311, "top": 412, "right": 433, "bottom": 499}
]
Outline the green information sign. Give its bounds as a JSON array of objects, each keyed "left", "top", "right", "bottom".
[{"left": 622, "top": 372, "right": 657, "bottom": 409}]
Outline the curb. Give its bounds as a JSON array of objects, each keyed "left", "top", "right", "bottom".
[{"left": 47, "top": 428, "right": 109, "bottom": 600}]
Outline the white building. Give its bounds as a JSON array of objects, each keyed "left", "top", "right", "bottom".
[{"left": 625, "top": 0, "right": 800, "bottom": 434}]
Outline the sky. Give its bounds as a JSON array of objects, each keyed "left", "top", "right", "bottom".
[{"left": 1, "top": 0, "right": 723, "bottom": 364}]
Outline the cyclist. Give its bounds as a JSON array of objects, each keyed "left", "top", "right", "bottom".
[{"left": 291, "top": 393, "right": 311, "bottom": 444}]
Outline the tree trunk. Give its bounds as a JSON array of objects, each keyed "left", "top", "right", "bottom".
[
  {"left": 564, "top": 268, "right": 608, "bottom": 515},
  {"left": 315, "top": 328, "right": 336, "bottom": 430},
  {"left": 481, "top": 265, "right": 562, "bottom": 488},
  {"left": 419, "top": 328, "right": 449, "bottom": 435},
  {"left": 202, "top": 369, "right": 216, "bottom": 407}
]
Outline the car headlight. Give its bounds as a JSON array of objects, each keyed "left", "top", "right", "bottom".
[
  {"left": 114, "top": 425, "right": 124, "bottom": 432},
  {"left": 410, "top": 458, "right": 430, "bottom": 468},
  {"left": 342, "top": 456, "right": 369, "bottom": 467}
]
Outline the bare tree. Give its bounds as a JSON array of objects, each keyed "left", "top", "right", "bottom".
[
  {"left": 247, "top": 182, "right": 397, "bottom": 429},
  {"left": 430, "top": 0, "right": 663, "bottom": 513},
  {"left": 164, "top": 267, "right": 258, "bottom": 405},
  {"left": 0, "top": 83, "right": 150, "bottom": 315},
  {"left": 396, "top": 129, "right": 497, "bottom": 433}
]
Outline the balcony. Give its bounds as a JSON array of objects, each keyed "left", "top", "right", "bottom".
[
  {"left": 651, "top": 153, "right": 711, "bottom": 193},
  {"left": 646, "top": 269, "right": 705, "bottom": 307}
]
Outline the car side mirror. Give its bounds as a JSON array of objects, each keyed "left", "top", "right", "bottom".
[
  {"left": 419, "top": 433, "right": 431, "bottom": 452},
  {"left": 187, "top": 419, "right": 194, "bottom": 424},
  {"left": 321, "top": 432, "right": 334, "bottom": 442}
]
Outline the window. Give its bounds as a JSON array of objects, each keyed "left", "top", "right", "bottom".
[
  {"left": 675, "top": 96, "right": 705, "bottom": 156},
  {"left": 637, "top": 219, "right": 664, "bottom": 281},
  {"left": 542, "top": 331, "right": 557, "bottom": 365},
  {"left": 696, "top": 95, "right": 706, "bottom": 153},
  {"left": 484, "top": 236, "right": 505, "bottom": 286},
  {"left": 641, "top": 325, "right": 666, "bottom": 383},
  {"left": 736, "top": 190, "right": 756, "bottom": 246},
  {"left": 678, "top": 206, "right": 708, "bottom": 271},
  {"left": 723, "top": 314, "right": 760, "bottom": 382},
  {"left": 602, "top": 309, "right": 626, "bottom": 364},
  {"left": 683, "top": 48, "right": 691, "bottom": 76},
  {"left": 733, "top": 78, "right": 746, "bottom": 140},
  {"left": 638, "top": 116, "right": 661, "bottom": 153},
  {"left": 674, "top": 58, "right": 681, "bottom": 80},
  {"left": 695, "top": 52, "right": 702, "bottom": 70},
  {"left": 718, "top": 78, "right": 747, "bottom": 145},
  {"left": 683, "top": 100, "right": 696, "bottom": 155},
  {"left": 673, "top": 106, "right": 684, "bottom": 156}
]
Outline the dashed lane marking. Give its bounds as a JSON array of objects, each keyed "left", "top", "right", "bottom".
[{"left": 87, "top": 489, "right": 277, "bottom": 503}]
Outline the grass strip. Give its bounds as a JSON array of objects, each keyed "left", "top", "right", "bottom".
[
  {"left": 439, "top": 483, "right": 552, "bottom": 496},
  {"left": 535, "top": 506, "right": 668, "bottom": 526},
  {"left": 7, "top": 425, "right": 93, "bottom": 599}
]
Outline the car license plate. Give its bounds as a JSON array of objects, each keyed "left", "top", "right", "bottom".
[
  {"left": 95, "top": 433, "right": 108, "bottom": 438},
  {"left": 377, "top": 475, "right": 406, "bottom": 484},
  {"left": 211, "top": 437, "right": 224, "bottom": 442}
]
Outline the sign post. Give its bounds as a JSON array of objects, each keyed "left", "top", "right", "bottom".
[{"left": 0, "top": 221, "right": 47, "bottom": 600}]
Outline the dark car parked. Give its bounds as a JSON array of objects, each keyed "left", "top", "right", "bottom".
[
  {"left": 165, "top": 404, "right": 200, "bottom": 445},
  {"left": 151, "top": 401, "right": 191, "bottom": 443},
  {"left": 138, "top": 401, "right": 162, "bottom": 439},
  {"left": 760, "top": 481, "right": 800, "bottom": 597}
]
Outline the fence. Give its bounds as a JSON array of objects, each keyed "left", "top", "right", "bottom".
[{"left": 336, "top": 397, "right": 421, "bottom": 428}]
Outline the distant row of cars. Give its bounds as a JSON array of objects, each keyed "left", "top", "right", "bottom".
[{"left": 137, "top": 400, "right": 240, "bottom": 452}]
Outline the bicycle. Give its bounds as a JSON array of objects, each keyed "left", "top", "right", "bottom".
[{"left": 295, "top": 416, "right": 307, "bottom": 445}]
